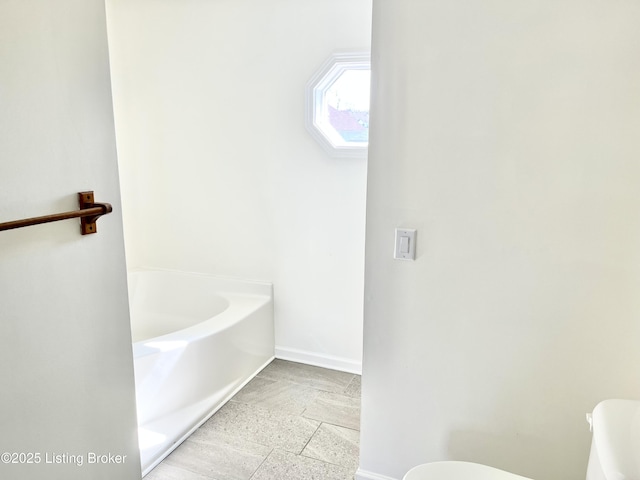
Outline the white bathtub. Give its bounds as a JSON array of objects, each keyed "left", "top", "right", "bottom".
[{"left": 128, "top": 269, "right": 275, "bottom": 476}]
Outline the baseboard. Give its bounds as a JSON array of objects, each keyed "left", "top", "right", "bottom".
[
  {"left": 275, "top": 346, "right": 362, "bottom": 374},
  {"left": 355, "top": 467, "right": 399, "bottom": 480}
]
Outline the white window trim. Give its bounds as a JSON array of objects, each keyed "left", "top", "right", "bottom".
[{"left": 305, "top": 52, "right": 371, "bottom": 159}]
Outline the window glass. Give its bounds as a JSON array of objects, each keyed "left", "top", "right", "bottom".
[{"left": 324, "top": 69, "right": 370, "bottom": 144}]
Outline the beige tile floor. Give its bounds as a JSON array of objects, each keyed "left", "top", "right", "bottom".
[{"left": 145, "top": 359, "right": 361, "bottom": 480}]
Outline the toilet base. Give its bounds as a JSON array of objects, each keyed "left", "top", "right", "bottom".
[{"left": 403, "top": 461, "right": 533, "bottom": 480}]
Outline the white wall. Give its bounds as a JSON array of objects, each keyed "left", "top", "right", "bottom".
[
  {"left": 106, "top": 0, "right": 372, "bottom": 372},
  {"left": 359, "top": 1, "right": 640, "bottom": 480},
  {"left": 0, "top": 1, "right": 140, "bottom": 479}
]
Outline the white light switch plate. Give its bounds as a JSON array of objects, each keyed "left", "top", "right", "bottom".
[{"left": 394, "top": 228, "right": 416, "bottom": 260}]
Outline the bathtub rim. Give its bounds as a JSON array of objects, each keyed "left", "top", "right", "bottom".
[
  {"left": 132, "top": 293, "right": 271, "bottom": 358},
  {"left": 128, "top": 267, "right": 274, "bottom": 356}
]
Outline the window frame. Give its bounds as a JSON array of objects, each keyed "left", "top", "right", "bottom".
[{"left": 305, "top": 52, "right": 371, "bottom": 159}]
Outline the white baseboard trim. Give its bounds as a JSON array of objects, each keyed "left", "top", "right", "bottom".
[
  {"left": 355, "top": 467, "right": 399, "bottom": 480},
  {"left": 275, "top": 346, "right": 362, "bottom": 374}
]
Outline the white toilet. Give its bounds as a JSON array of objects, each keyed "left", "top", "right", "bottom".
[{"left": 404, "top": 399, "right": 640, "bottom": 480}]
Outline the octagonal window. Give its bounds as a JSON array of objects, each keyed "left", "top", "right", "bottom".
[{"left": 306, "top": 52, "right": 370, "bottom": 158}]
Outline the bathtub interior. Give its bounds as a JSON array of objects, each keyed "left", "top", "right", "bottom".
[{"left": 128, "top": 270, "right": 232, "bottom": 342}]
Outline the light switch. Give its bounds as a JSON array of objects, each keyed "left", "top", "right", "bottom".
[
  {"left": 394, "top": 228, "right": 416, "bottom": 260},
  {"left": 399, "top": 235, "right": 410, "bottom": 254}
]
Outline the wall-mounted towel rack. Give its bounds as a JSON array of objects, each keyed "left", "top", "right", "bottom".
[{"left": 0, "top": 191, "right": 112, "bottom": 235}]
